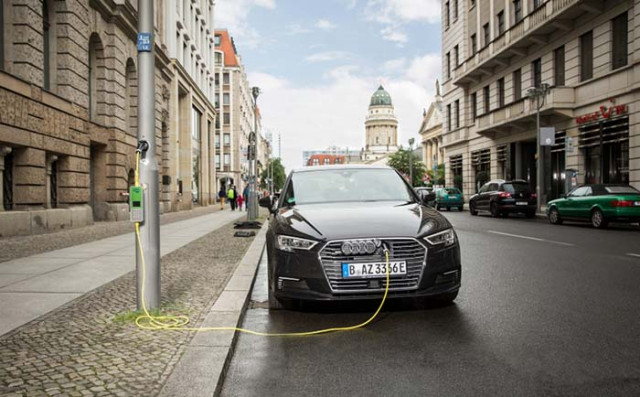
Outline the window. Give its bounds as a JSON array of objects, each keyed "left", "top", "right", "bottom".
[
  {"left": 223, "top": 93, "right": 230, "bottom": 105},
  {"left": 223, "top": 133, "right": 230, "bottom": 145},
  {"left": 532, "top": 58, "right": 542, "bottom": 88},
  {"left": 214, "top": 34, "right": 221, "bottom": 46},
  {"left": 514, "top": 0, "right": 522, "bottom": 23},
  {"left": 483, "top": 86, "right": 490, "bottom": 114},
  {"left": 454, "top": 100, "right": 460, "bottom": 129},
  {"left": 513, "top": 69, "right": 522, "bottom": 100},
  {"left": 483, "top": 23, "right": 490, "bottom": 47},
  {"left": 447, "top": 104, "right": 452, "bottom": 131},
  {"left": 223, "top": 112, "right": 230, "bottom": 125},
  {"left": 445, "top": 2, "right": 450, "bottom": 28},
  {"left": 612, "top": 12, "right": 628, "bottom": 70},
  {"left": 313, "top": 158, "right": 319, "bottom": 166},
  {"left": 554, "top": 46, "right": 565, "bottom": 86},
  {"left": 453, "top": 0, "right": 458, "bottom": 20},
  {"left": 497, "top": 11, "right": 505, "bottom": 35},
  {"left": 324, "top": 158, "right": 330, "bottom": 165},
  {"left": 533, "top": 0, "right": 542, "bottom": 8},
  {"left": 498, "top": 78, "right": 505, "bottom": 107},
  {"left": 214, "top": 93, "right": 219, "bottom": 107},
  {"left": 471, "top": 34, "right": 477, "bottom": 55},
  {"left": 470, "top": 92, "right": 477, "bottom": 120},
  {"left": 223, "top": 72, "right": 230, "bottom": 84},
  {"left": 215, "top": 134, "right": 220, "bottom": 148},
  {"left": 454, "top": 45, "right": 459, "bottom": 67},
  {"left": 88, "top": 34, "right": 103, "bottom": 122},
  {"left": 446, "top": 52, "right": 450, "bottom": 78},
  {"left": 215, "top": 154, "right": 220, "bottom": 169},
  {"left": 223, "top": 153, "right": 230, "bottom": 165},
  {"left": 580, "top": 31, "right": 593, "bottom": 81}
]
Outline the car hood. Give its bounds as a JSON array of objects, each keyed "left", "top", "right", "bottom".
[{"left": 274, "top": 201, "right": 451, "bottom": 241}]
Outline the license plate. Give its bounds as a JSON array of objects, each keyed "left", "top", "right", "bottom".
[
  {"left": 342, "top": 261, "right": 407, "bottom": 278},
  {"left": 516, "top": 201, "right": 528, "bottom": 205}
]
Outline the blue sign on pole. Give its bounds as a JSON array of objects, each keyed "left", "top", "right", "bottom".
[{"left": 137, "top": 33, "right": 152, "bottom": 52}]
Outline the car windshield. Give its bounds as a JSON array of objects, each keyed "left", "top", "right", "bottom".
[
  {"left": 287, "top": 168, "right": 414, "bottom": 205},
  {"left": 604, "top": 186, "right": 640, "bottom": 194},
  {"left": 503, "top": 183, "right": 531, "bottom": 194},
  {"left": 445, "top": 188, "right": 461, "bottom": 194}
]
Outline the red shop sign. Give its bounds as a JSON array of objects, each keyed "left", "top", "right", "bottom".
[{"left": 576, "top": 99, "right": 628, "bottom": 124}]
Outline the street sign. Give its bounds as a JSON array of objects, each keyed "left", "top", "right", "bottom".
[
  {"left": 540, "top": 127, "right": 556, "bottom": 146},
  {"left": 137, "top": 33, "right": 152, "bottom": 52},
  {"left": 565, "top": 136, "right": 574, "bottom": 153}
]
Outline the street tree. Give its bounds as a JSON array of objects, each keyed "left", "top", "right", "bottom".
[
  {"left": 387, "top": 148, "right": 426, "bottom": 187},
  {"left": 260, "top": 158, "right": 286, "bottom": 191}
]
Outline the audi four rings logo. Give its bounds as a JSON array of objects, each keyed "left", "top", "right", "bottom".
[{"left": 341, "top": 239, "right": 382, "bottom": 255}]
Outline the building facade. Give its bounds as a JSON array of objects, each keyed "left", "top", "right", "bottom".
[
  {"left": 442, "top": 0, "right": 639, "bottom": 200},
  {"left": 363, "top": 86, "right": 399, "bottom": 162},
  {"left": 306, "top": 154, "right": 346, "bottom": 166},
  {"left": 420, "top": 80, "right": 445, "bottom": 178},
  {"left": 302, "top": 146, "right": 362, "bottom": 166},
  {"left": 213, "top": 30, "right": 255, "bottom": 193},
  {"left": 164, "top": 0, "right": 218, "bottom": 212}
]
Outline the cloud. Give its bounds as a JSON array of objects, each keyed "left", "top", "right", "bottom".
[
  {"left": 380, "top": 26, "right": 408, "bottom": 45},
  {"left": 305, "top": 51, "right": 350, "bottom": 62},
  {"left": 288, "top": 24, "right": 312, "bottom": 35},
  {"left": 315, "top": 19, "right": 338, "bottom": 30},
  {"left": 248, "top": 52, "right": 441, "bottom": 170},
  {"left": 365, "top": 0, "right": 441, "bottom": 24},
  {"left": 215, "top": 0, "right": 277, "bottom": 48}
]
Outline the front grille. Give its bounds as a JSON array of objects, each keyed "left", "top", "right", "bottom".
[{"left": 318, "top": 238, "right": 426, "bottom": 294}]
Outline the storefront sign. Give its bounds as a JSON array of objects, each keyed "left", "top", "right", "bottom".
[{"left": 575, "top": 100, "right": 628, "bottom": 124}]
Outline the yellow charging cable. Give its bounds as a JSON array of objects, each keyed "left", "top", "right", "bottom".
[{"left": 133, "top": 151, "right": 391, "bottom": 336}]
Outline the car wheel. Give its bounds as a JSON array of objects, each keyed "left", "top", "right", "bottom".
[
  {"left": 458, "top": 206, "right": 464, "bottom": 211},
  {"left": 548, "top": 207, "right": 562, "bottom": 224},
  {"left": 432, "top": 291, "right": 458, "bottom": 306},
  {"left": 469, "top": 202, "right": 478, "bottom": 216},
  {"left": 490, "top": 202, "right": 500, "bottom": 218},
  {"left": 591, "top": 208, "right": 608, "bottom": 229}
]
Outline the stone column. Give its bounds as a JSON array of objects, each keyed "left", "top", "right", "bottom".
[
  {"left": 0, "top": 146, "right": 13, "bottom": 211},
  {"left": 433, "top": 139, "right": 439, "bottom": 166},
  {"left": 426, "top": 142, "right": 432, "bottom": 170},
  {"left": 45, "top": 155, "right": 59, "bottom": 209}
]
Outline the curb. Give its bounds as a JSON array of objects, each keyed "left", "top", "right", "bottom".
[{"left": 158, "top": 224, "right": 267, "bottom": 397}]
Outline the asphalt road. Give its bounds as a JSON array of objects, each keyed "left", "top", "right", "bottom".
[{"left": 220, "top": 211, "right": 640, "bottom": 397}]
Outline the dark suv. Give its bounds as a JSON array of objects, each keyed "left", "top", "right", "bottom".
[{"left": 469, "top": 180, "right": 536, "bottom": 218}]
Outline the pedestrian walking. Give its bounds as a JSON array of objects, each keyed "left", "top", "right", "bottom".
[
  {"left": 218, "top": 186, "right": 226, "bottom": 210},
  {"left": 243, "top": 185, "right": 249, "bottom": 211},
  {"left": 227, "top": 185, "right": 236, "bottom": 211},
  {"left": 237, "top": 193, "right": 244, "bottom": 210}
]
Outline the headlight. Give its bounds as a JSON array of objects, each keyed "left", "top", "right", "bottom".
[
  {"left": 423, "top": 228, "right": 456, "bottom": 247},
  {"left": 276, "top": 235, "right": 318, "bottom": 252}
]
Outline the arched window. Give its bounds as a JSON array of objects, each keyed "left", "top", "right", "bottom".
[
  {"left": 125, "top": 58, "right": 137, "bottom": 136},
  {"left": 88, "top": 33, "right": 104, "bottom": 121}
]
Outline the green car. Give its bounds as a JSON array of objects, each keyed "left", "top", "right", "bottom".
[
  {"left": 435, "top": 187, "right": 464, "bottom": 211},
  {"left": 546, "top": 184, "right": 640, "bottom": 228}
]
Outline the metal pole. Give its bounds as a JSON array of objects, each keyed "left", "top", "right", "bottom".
[
  {"left": 248, "top": 88, "right": 259, "bottom": 221},
  {"left": 408, "top": 138, "right": 415, "bottom": 187},
  {"left": 136, "top": 0, "right": 160, "bottom": 310},
  {"left": 536, "top": 94, "right": 542, "bottom": 214}
]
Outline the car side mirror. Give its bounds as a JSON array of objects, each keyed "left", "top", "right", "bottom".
[
  {"left": 259, "top": 196, "right": 276, "bottom": 213},
  {"left": 422, "top": 192, "right": 436, "bottom": 206}
]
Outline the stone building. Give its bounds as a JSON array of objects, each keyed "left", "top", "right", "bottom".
[
  {"left": 0, "top": 0, "right": 218, "bottom": 237},
  {"left": 363, "top": 85, "right": 399, "bottom": 162},
  {"left": 419, "top": 80, "right": 445, "bottom": 181},
  {"left": 306, "top": 154, "right": 346, "bottom": 166},
  {"left": 213, "top": 30, "right": 256, "bottom": 193},
  {"left": 441, "top": 0, "right": 639, "bottom": 200}
]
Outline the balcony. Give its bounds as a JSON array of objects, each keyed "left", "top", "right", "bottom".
[
  {"left": 475, "top": 86, "right": 575, "bottom": 138},
  {"left": 454, "top": 0, "right": 602, "bottom": 86}
]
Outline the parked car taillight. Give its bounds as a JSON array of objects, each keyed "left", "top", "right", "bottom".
[
  {"left": 531, "top": 193, "right": 537, "bottom": 199},
  {"left": 612, "top": 199, "right": 633, "bottom": 207},
  {"left": 498, "top": 192, "right": 511, "bottom": 198}
]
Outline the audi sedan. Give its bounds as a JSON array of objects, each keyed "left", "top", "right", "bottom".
[{"left": 259, "top": 165, "right": 461, "bottom": 310}]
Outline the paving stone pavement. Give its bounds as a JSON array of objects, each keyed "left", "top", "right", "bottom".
[{"left": 0, "top": 220, "right": 258, "bottom": 397}]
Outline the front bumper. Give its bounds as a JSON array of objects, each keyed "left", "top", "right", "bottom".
[{"left": 269, "top": 239, "right": 461, "bottom": 302}]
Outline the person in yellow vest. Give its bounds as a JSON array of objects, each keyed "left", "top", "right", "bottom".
[{"left": 227, "top": 185, "right": 237, "bottom": 211}]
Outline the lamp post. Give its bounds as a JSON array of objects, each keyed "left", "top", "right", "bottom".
[
  {"left": 248, "top": 87, "right": 260, "bottom": 221},
  {"left": 408, "top": 138, "right": 415, "bottom": 187},
  {"left": 527, "top": 83, "right": 551, "bottom": 215}
]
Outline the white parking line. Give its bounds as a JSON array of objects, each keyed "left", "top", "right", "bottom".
[
  {"left": 627, "top": 253, "right": 640, "bottom": 258},
  {"left": 488, "top": 231, "right": 574, "bottom": 247}
]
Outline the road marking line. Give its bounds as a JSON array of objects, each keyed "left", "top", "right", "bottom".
[
  {"left": 488, "top": 231, "right": 574, "bottom": 247},
  {"left": 627, "top": 253, "right": 640, "bottom": 258}
]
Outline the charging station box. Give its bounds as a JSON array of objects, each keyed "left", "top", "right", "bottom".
[{"left": 130, "top": 186, "right": 144, "bottom": 222}]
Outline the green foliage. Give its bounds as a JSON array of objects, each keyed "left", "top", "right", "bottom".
[
  {"left": 426, "top": 163, "right": 445, "bottom": 186},
  {"left": 260, "top": 158, "right": 286, "bottom": 191},
  {"left": 387, "top": 148, "right": 426, "bottom": 187}
]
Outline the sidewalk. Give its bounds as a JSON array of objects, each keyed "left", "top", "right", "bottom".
[{"left": 0, "top": 209, "right": 246, "bottom": 337}]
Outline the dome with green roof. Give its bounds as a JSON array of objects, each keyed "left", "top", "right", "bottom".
[{"left": 370, "top": 85, "right": 393, "bottom": 106}]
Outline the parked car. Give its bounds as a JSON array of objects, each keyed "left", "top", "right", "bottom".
[
  {"left": 259, "top": 165, "right": 461, "bottom": 310},
  {"left": 547, "top": 184, "right": 640, "bottom": 228},
  {"left": 469, "top": 180, "right": 536, "bottom": 218},
  {"left": 414, "top": 187, "right": 435, "bottom": 207},
  {"left": 434, "top": 187, "right": 464, "bottom": 211}
]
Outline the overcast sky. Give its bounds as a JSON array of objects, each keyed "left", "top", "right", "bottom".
[{"left": 216, "top": 0, "right": 442, "bottom": 170}]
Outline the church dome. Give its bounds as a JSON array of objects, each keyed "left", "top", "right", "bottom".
[{"left": 370, "top": 85, "right": 392, "bottom": 106}]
